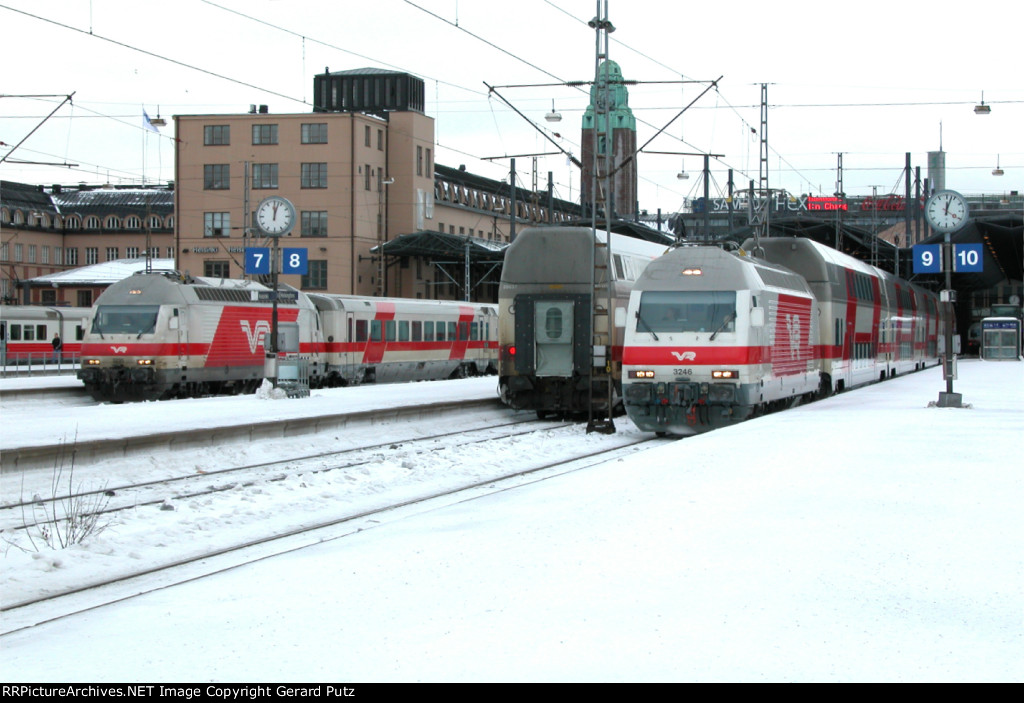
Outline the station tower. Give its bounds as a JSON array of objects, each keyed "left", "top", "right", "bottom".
[{"left": 580, "top": 59, "right": 638, "bottom": 219}]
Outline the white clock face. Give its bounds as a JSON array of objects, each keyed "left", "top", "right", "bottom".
[
  {"left": 256, "top": 197, "right": 295, "bottom": 236},
  {"left": 925, "top": 190, "right": 969, "bottom": 233}
]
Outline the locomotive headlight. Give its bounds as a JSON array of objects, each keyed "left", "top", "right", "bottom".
[
  {"left": 711, "top": 369, "right": 739, "bottom": 379},
  {"left": 85, "top": 358, "right": 101, "bottom": 366},
  {"left": 629, "top": 369, "right": 655, "bottom": 379},
  {"left": 137, "top": 358, "right": 154, "bottom": 366}
]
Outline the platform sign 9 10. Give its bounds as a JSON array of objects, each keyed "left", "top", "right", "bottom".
[
  {"left": 913, "top": 244, "right": 941, "bottom": 274},
  {"left": 953, "top": 243, "right": 983, "bottom": 272}
]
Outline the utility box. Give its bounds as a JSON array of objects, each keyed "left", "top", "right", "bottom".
[{"left": 980, "top": 317, "right": 1022, "bottom": 360}]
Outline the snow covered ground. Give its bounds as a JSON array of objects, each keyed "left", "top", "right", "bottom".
[{"left": 1, "top": 360, "right": 1022, "bottom": 682}]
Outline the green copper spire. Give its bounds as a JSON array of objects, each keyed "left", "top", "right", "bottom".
[{"left": 582, "top": 60, "right": 636, "bottom": 134}]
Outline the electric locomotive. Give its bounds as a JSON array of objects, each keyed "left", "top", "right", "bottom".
[
  {"left": 622, "top": 245, "right": 820, "bottom": 434},
  {"left": 78, "top": 272, "right": 320, "bottom": 401}
]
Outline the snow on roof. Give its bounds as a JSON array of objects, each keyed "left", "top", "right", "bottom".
[{"left": 27, "top": 258, "right": 177, "bottom": 286}]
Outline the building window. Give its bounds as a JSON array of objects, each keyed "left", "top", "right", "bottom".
[
  {"left": 77, "top": 290, "right": 92, "bottom": 307},
  {"left": 301, "top": 123, "right": 327, "bottom": 144},
  {"left": 127, "top": 246, "right": 140, "bottom": 258},
  {"left": 86, "top": 247, "right": 99, "bottom": 265},
  {"left": 65, "top": 248, "right": 78, "bottom": 266},
  {"left": 417, "top": 145, "right": 423, "bottom": 176},
  {"left": 377, "top": 129, "right": 384, "bottom": 151},
  {"left": 125, "top": 216, "right": 141, "bottom": 229},
  {"left": 204, "top": 164, "right": 230, "bottom": 190},
  {"left": 252, "top": 163, "right": 278, "bottom": 189},
  {"left": 85, "top": 215, "right": 101, "bottom": 230},
  {"left": 301, "top": 260, "right": 328, "bottom": 289},
  {"left": 1, "top": 243, "right": 7, "bottom": 261},
  {"left": 28, "top": 245, "right": 37, "bottom": 263},
  {"left": 54, "top": 246, "right": 62, "bottom": 264},
  {"left": 204, "top": 125, "right": 230, "bottom": 145},
  {"left": 204, "top": 212, "right": 231, "bottom": 237},
  {"left": 426, "top": 148, "right": 432, "bottom": 175},
  {"left": 106, "top": 247, "right": 119, "bottom": 261},
  {"left": 252, "top": 124, "right": 278, "bottom": 145},
  {"left": 365, "top": 164, "right": 372, "bottom": 191},
  {"left": 301, "top": 163, "right": 327, "bottom": 189},
  {"left": 301, "top": 211, "right": 328, "bottom": 237},
  {"left": 204, "top": 260, "right": 230, "bottom": 278},
  {"left": 40, "top": 246, "right": 49, "bottom": 264},
  {"left": 364, "top": 125, "right": 371, "bottom": 147}
]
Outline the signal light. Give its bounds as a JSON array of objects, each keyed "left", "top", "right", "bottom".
[{"left": 508, "top": 345, "right": 516, "bottom": 356}]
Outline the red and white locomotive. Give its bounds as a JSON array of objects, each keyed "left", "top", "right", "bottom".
[
  {"left": 622, "top": 238, "right": 941, "bottom": 434},
  {"left": 78, "top": 271, "right": 497, "bottom": 402}
]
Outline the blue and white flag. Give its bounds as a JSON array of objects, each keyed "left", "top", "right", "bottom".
[{"left": 143, "top": 110, "right": 160, "bottom": 133}]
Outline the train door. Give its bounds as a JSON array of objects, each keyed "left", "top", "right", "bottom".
[
  {"left": 534, "top": 301, "right": 574, "bottom": 377},
  {"left": 343, "top": 312, "right": 358, "bottom": 381},
  {"left": 172, "top": 308, "right": 187, "bottom": 368}
]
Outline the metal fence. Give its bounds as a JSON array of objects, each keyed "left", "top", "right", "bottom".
[{"left": 0, "top": 352, "right": 81, "bottom": 377}]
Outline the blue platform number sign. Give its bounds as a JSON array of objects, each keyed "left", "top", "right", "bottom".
[
  {"left": 281, "top": 247, "right": 308, "bottom": 275},
  {"left": 953, "top": 243, "right": 983, "bottom": 273},
  {"left": 913, "top": 244, "right": 941, "bottom": 274},
  {"left": 245, "top": 247, "right": 271, "bottom": 275}
]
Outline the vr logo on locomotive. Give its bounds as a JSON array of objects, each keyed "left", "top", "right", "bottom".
[{"left": 240, "top": 320, "right": 272, "bottom": 354}]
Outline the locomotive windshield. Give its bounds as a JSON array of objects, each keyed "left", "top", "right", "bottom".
[
  {"left": 637, "top": 291, "right": 736, "bottom": 334},
  {"left": 91, "top": 305, "right": 160, "bottom": 335}
]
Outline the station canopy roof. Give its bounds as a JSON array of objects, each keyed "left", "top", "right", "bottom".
[
  {"left": 374, "top": 231, "right": 506, "bottom": 262},
  {"left": 375, "top": 220, "right": 675, "bottom": 262}
]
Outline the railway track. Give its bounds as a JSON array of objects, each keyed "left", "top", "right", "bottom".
[
  {"left": 1, "top": 427, "right": 671, "bottom": 634},
  {"left": 0, "top": 415, "right": 571, "bottom": 533}
]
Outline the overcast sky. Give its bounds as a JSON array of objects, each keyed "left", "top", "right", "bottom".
[{"left": 1, "top": 0, "right": 1020, "bottom": 213}]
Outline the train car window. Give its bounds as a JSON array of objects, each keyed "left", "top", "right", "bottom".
[
  {"left": 545, "top": 308, "right": 563, "bottom": 339},
  {"left": 448, "top": 322, "right": 457, "bottom": 342},
  {"left": 355, "top": 319, "right": 368, "bottom": 342},
  {"left": 9, "top": 324, "right": 21, "bottom": 341},
  {"left": 398, "top": 320, "right": 410, "bottom": 342},
  {"left": 91, "top": 306, "right": 160, "bottom": 335},
  {"left": 0, "top": 322, "right": 5, "bottom": 341},
  {"left": 76, "top": 325, "right": 85, "bottom": 341},
  {"left": 637, "top": 291, "right": 736, "bottom": 334},
  {"left": 471, "top": 322, "right": 479, "bottom": 341},
  {"left": 370, "top": 320, "right": 382, "bottom": 342},
  {"left": 613, "top": 254, "right": 625, "bottom": 280},
  {"left": 37, "top": 324, "right": 47, "bottom": 340},
  {"left": 385, "top": 320, "right": 396, "bottom": 342},
  {"left": 459, "top": 322, "right": 469, "bottom": 341},
  {"left": 411, "top": 321, "right": 422, "bottom": 341},
  {"left": 424, "top": 321, "right": 435, "bottom": 342}
]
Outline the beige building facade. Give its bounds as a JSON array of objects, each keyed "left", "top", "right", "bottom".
[{"left": 174, "top": 106, "right": 434, "bottom": 297}]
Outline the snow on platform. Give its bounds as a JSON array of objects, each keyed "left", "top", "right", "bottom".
[{"left": 1, "top": 360, "right": 1022, "bottom": 682}]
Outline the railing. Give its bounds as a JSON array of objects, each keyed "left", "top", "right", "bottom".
[{"left": 0, "top": 352, "right": 81, "bottom": 377}]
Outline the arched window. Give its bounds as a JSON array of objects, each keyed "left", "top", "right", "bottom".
[
  {"left": 85, "top": 215, "right": 101, "bottom": 230},
  {"left": 125, "top": 215, "right": 142, "bottom": 229},
  {"left": 102, "top": 215, "right": 120, "bottom": 230}
]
